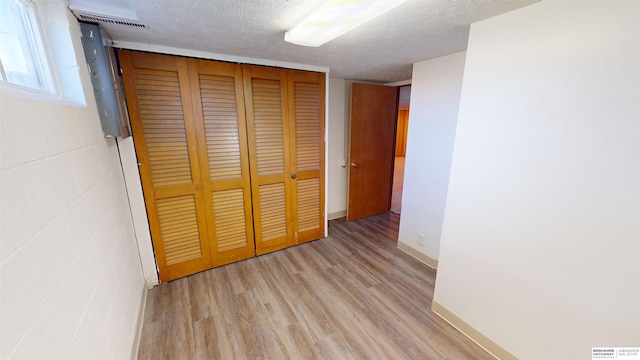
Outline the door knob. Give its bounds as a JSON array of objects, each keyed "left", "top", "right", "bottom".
[
  {"left": 291, "top": 173, "right": 297, "bottom": 179},
  {"left": 350, "top": 163, "right": 358, "bottom": 168}
]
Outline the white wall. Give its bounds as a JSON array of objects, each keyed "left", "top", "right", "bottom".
[
  {"left": 0, "top": 4, "right": 145, "bottom": 359},
  {"left": 398, "top": 85, "right": 411, "bottom": 109},
  {"left": 397, "top": 52, "right": 466, "bottom": 264},
  {"left": 433, "top": 1, "right": 640, "bottom": 358},
  {"left": 327, "top": 78, "right": 348, "bottom": 218}
]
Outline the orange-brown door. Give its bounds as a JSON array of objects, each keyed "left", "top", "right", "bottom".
[
  {"left": 119, "top": 50, "right": 212, "bottom": 281},
  {"left": 288, "top": 70, "right": 326, "bottom": 243},
  {"left": 121, "top": 50, "right": 326, "bottom": 280},
  {"left": 120, "top": 51, "right": 258, "bottom": 281},
  {"left": 395, "top": 108, "right": 409, "bottom": 156},
  {"left": 347, "top": 83, "right": 399, "bottom": 221},
  {"left": 242, "top": 65, "right": 294, "bottom": 255},
  {"left": 187, "top": 58, "right": 255, "bottom": 268}
]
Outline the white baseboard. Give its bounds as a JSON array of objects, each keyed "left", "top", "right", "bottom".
[
  {"left": 431, "top": 301, "right": 517, "bottom": 360},
  {"left": 328, "top": 210, "right": 346, "bottom": 220},
  {"left": 131, "top": 286, "right": 148, "bottom": 360},
  {"left": 397, "top": 241, "right": 438, "bottom": 269}
]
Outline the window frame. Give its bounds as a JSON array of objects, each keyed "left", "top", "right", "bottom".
[{"left": 0, "top": 0, "right": 56, "bottom": 93}]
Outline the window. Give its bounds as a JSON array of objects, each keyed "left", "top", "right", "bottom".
[{"left": 0, "top": 0, "right": 52, "bottom": 92}]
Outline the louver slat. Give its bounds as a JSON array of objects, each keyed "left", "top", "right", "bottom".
[
  {"left": 135, "top": 69, "right": 192, "bottom": 187},
  {"left": 296, "top": 179, "right": 320, "bottom": 232},
  {"left": 200, "top": 75, "right": 243, "bottom": 181},
  {"left": 157, "top": 196, "right": 202, "bottom": 265},
  {"left": 251, "top": 79, "right": 285, "bottom": 176},
  {"left": 294, "top": 82, "right": 321, "bottom": 172},
  {"left": 259, "top": 183, "right": 288, "bottom": 241},
  {"left": 212, "top": 189, "right": 248, "bottom": 251}
]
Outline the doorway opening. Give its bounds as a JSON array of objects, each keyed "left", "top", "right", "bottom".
[{"left": 390, "top": 85, "right": 411, "bottom": 215}]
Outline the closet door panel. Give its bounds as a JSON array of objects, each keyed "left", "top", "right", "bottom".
[
  {"left": 134, "top": 70, "right": 192, "bottom": 187},
  {"left": 252, "top": 79, "right": 286, "bottom": 176},
  {"left": 258, "top": 183, "right": 288, "bottom": 240},
  {"left": 288, "top": 70, "right": 325, "bottom": 243},
  {"left": 189, "top": 59, "right": 255, "bottom": 266},
  {"left": 296, "top": 178, "right": 320, "bottom": 233},
  {"left": 156, "top": 195, "right": 201, "bottom": 265},
  {"left": 119, "top": 50, "right": 211, "bottom": 281},
  {"left": 211, "top": 189, "right": 249, "bottom": 252},
  {"left": 243, "top": 65, "right": 293, "bottom": 255}
]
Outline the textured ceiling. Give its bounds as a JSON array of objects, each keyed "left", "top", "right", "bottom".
[{"left": 69, "top": 0, "right": 538, "bottom": 83}]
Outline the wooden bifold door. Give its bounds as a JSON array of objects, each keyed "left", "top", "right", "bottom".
[{"left": 119, "top": 50, "right": 325, "bottom": 281}]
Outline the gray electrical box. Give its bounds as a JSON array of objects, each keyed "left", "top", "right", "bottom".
[{"left": 79, "top": 21, "right": 130, "bottom": 138}]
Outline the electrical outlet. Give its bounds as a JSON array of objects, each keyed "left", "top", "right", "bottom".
[{"left": 417, "top": 233, "right": 425, "bottom": 246}]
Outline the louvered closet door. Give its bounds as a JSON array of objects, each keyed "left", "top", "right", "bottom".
[
  {"left": 119, "top": 50, "right": 211, "bottom": 281},
  {"left": 288, "top": 70, "right": 326, "bottom": 243},
  {"left": 188, "top": 59, "right": 255, "bottom": 266},
  {"left": 242, "top": 65, "right": 294, "bottom": 255}
]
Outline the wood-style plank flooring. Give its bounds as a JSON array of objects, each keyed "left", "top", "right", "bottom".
[{"left": 137, "top": 213, "right": 493, "bottom": 359}]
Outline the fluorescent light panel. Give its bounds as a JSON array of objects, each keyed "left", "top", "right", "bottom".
[{"left": 285, "top": 0, "right": 406, "bottom": 47}]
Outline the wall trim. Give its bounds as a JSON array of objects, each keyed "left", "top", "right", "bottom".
[
  {"left": 131, "top": 286, "right": 148, "bottom": 360},
  {"left": 385, "top": 79, "right": 412, "bottom": 86},
  {"left": 117, "top": 137, "right": 160, "bottom": 287},
  {"left": 328, "top": 210, "right": 346, "bottom": 220},
  {"left": 397, "top": 241, "right": 438, "bottom": 269},
  {"left": 114, "top": 41, "right": 330, "bottom": 74},
  {"left": 431, "top": 301, "right": 517, "bottom": 360},
  {"left": 324, "top": 75, "right": 330, "bottom": 238}
]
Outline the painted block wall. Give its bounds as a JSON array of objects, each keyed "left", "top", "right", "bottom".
[
  {"left": 397, "top": 51, "right": 466, "bottom": 264},
  {"left": 433, "top": 1, "right": 640, "bottom": 358},
  {"left": 0, "top": 4, "right": 145, "bottom": 359}
]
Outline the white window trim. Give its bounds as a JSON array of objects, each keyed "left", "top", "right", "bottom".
[
  {"left": 26, "top": 0, "right": 57, "bottom": 93},
  {"left": 0, "top": 0, "right": 55, "bottom": 92},
  {"left": 0, "top": 0, "right": 87, "bottom": 106}
]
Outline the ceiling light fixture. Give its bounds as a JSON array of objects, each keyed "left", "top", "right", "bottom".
[{"left": 285, "top": 0, "right": 407, "bottom": 47}]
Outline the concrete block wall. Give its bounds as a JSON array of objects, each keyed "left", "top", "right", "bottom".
[{"left": 0, "top": 6, "right": 145, "bottom": 359}]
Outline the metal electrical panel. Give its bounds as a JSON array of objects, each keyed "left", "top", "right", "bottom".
[{"left": 79, "top": 21, "right": 130, "bottom": 138}]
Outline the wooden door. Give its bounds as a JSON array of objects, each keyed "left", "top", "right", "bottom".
[
  {"left": 395, "top": 109, "right": 409, "bottom": 156},
  {"left": 119, "top": 50, "right": 212, "bottom": 281},
  {"left": 242, "top": 65, "right": 294, "bottom": 255},
  {"left": 288, "top": 70, "right": 325, "bottom": 243},
  {"left": 347, "top": 83, "right": 399, "bottom": 221},
  {"left": 188, "top": 58, "right": 255, "bottom": 267},
  {"left": 121, "top": 50, "right": 326, "bottom": 280}
]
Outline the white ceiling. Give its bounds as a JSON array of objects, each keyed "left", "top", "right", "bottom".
[{"left": 69, "top": 0, "right": 538, "bottom": 83}]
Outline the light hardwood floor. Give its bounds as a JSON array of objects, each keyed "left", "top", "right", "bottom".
[{"left": 137, "top": 213, "right": 493, "bottom": 359}]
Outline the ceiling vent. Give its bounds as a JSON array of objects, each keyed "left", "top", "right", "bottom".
[{"left": 72, "top": 11, "right": 147, "bottom": 29}]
